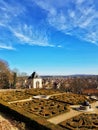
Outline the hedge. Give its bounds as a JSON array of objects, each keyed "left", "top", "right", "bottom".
[{"left": 0, "top": 100, "right": 64, "bottom": 130}]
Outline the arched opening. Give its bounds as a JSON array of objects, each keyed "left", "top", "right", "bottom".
[{"left": 36, "top": 81, "right": 40, "bottom": 88}]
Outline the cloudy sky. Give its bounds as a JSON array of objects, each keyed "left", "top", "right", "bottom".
[{"left": 0, "top": 0, "right": 98, "bottom": 75}]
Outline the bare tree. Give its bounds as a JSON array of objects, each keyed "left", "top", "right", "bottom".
[{"left": 0, "top": 59, "right": 12, "bottom": 89}]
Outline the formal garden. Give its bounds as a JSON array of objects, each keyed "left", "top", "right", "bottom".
[
  {"left": 50, "top": 93, "right": 93, "bottom": 105},
  {"left": 59, "top": 113, "right": 98, "bottom": 130},
  {"left": 0, "top": 89, "right": 61, "bottom": 102},
  {"left": 0, "top": 89, "right": 96, "bottom": 130},
  {"left": 0, "top": 89, "right": 93, "bottom": 119},
  {"left": 12, "top": 99, "right": 69, "bottom": 118}
]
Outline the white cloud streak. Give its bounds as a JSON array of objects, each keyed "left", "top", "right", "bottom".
[
  {"left": 0, "top": 43, "right": 15, "bottom": 50},
  {"left": 9, "top": 24, "right": 54, "bottom": 47},
  {"left": 1, "top": 0, "right": 97, "bottom": 49},
  {"left": 0, "top": 0, "right": 26, "bottom": 26},
  {"left": 34, "top": 0, "right": 98, "bottom": 45},
  {"left": 0, "top": 0, "right": 54, "bottom": 50}
]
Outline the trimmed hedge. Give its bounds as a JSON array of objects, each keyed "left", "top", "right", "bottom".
[
  {"left": 0, "top": 100, "right": 64, "bottom": 130},
  {"left": 11, "top": 99, "right": 69, "bottom": 119},
  {"left": 59, "top": 113, "right": 98, "bottom": 129},
  {"left": 50, "top": 93, "right": 93, "bottom": 105}
]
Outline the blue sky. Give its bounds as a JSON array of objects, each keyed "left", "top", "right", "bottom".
[{"left": 0, "top": 0, "right": 98, "bottom": 75}]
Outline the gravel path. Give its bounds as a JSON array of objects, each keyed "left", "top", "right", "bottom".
[
  {"left": 47, "top": 101, "right": 98, "bottom": 125},
  {"left": 8, "top": 98, "right": 32, "bottom": 104},
  {"left": 47, "top": 108, "right": 82, "bottom": 125}
]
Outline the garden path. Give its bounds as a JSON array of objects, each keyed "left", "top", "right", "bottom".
[
  {"left": 47, "top": 106, "right": 82, "bottom": 125},
  {"left": 47, "top": 101, "right": 98, "bottom": 125},
  {"left": 8, "top": 98, "right": 32, "bottom": 104}
]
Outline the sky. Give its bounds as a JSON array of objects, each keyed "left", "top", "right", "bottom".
[{"left": 0, "top": 0, "right": 98, "bottom": 75}]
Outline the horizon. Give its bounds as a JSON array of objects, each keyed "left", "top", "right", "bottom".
[
  {"left": 0, "top": 0, "right": 98, "bottom": 75},
  {"left": 13, "top": 72, "right": 98, "bottom": 77}
]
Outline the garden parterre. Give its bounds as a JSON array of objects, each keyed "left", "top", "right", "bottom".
[
  {"left": 12, "top": 99, "right": 69, "bottom": 118},
  {"left": 0, "top": 89, "right": 97, "bottom": 130},
  {"left": 59, "top": 113, "right": 98, "bottom": 130},
  {"left": 50, "top": 93, "right": 92, "bottom": 105}
]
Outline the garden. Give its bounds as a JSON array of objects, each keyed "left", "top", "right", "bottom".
[
  {"left": 59, "top": 113, "right": 98, "bottom": 130},
  {"left": 50, "top": 93, "right": 92, "bottom": 105},
  {"left": 0, "top": 89, "right": 93, "bottom": 119},
  {"left": 0, "top": 89, "right": 61, "bottom": 102},
  {"left": 0, "top": 89, "right": 95, "bottom": 130},
  {"left": 12, "top": 99, "right": 69, "bottom": 118}
]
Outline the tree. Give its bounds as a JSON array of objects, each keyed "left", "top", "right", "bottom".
[
  {"left": 0, "top": 59, "right": 12, "bottom": 89},
  {"left": 12, "top": 72, "right": 17, "bottom": 88}
]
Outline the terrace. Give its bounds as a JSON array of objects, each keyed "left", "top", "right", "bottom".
[{"left": 0, "top": 89, "right": 97, "bottom": 130}]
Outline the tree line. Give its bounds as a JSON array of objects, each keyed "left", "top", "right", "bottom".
[{"left": 0, "top": 59, "right": 17, "bottom": 89}]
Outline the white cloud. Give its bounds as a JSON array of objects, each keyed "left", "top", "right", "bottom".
[
  {"left": 84, "top": 32, "right": 98, "bottom": 44},
  {"left": 57, "top": 45, "right": 62, "bottom": 48},
  {"left": 76, "top": 0, "right": 86, "bottom": 5},
  {"left": 0, "top": 0, "right": 54, "bottom": 49},
  {"left": 0, "top": 43, "right": 15, "bottom": 50},
  {"left": 9, "top": 24, "right": 54, "bottom": 47},
  {"left": 1, "top": 0, "right": 98, "bottom": 49},
  {"left": 0, "top": 22, "right": 6, "bottom": 27},
  {"left": 34, "top": 0, "right": 98, "bottom": 45},
  {"left": 0, "top": 0, "right": 26, "bottom": 27}
]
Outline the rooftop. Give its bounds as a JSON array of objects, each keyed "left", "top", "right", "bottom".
[{"left": 28, "top": 72, "right": 40, "bottom": 79}]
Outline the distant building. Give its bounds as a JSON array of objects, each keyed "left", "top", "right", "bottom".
[
  {"left": 82, "top": 88, "right": 98, "bottom": 96},
  {"left": 28, "top": 72, "right": 42, "bottom": 89}
]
